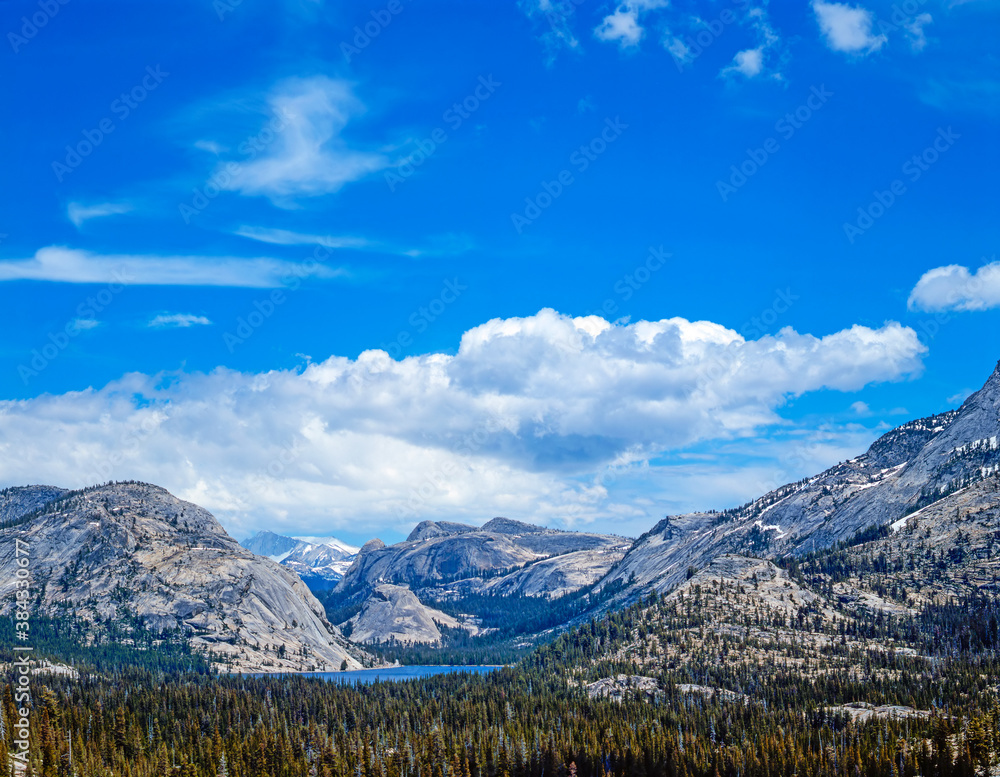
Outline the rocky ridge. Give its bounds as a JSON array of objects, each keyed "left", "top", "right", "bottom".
[
  {"left": 337, "top": 517, "right": 628, "bottom": 599},
  {"left": 567, "top": 469, "right": 1000, "bottom": 702},
  {"left": 0, "top": 483, "right": 370, "bottom": 672},
  {"left": 601, "top": 361, "right": 1000, "bottom": 596},
  {"left": 347, "top": 583, "right": 475, "bottom": 645}
]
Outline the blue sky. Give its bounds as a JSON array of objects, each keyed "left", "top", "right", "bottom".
[{"left": 1, "top": 0, "right": 998, "bottom": 544}]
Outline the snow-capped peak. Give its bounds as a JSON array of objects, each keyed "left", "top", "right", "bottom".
[{"left": 292, "top": 536, "right": 361, "bottom": 555}]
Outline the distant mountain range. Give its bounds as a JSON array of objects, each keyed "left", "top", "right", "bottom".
[
  {"left": 2, "top": 360, "right": 998, "bottom": 666},
  {"left": 240, "top": 531, "right": 359, "bottom": 591},
  {"left": 328, "top": 517, "right": 631, "bottom": 644},
  {"left": 337, "top": 517, "right": 629, "bottom": 599}
]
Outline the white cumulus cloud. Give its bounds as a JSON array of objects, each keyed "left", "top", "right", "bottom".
[
  {"left": 908, "top": 261, "right": 1000, "bottom": 312},
  {"left": 594, "top": 0, "right": 667, "bottom": 48},
  {"left": 812, "top": 0, "right": 886, "bottom": 54},
  {"left": 0, "top": 309, "right": 925, "bottom": 538},
  {"left": 720, "top": 6, "right": 782, "bottom": 80},
  {"left": 722, "top": 47, "right": 765, "bottom": 78}
]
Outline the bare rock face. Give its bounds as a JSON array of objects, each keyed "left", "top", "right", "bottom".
[
  {"left": 0, "top": 482, "right": 370, "bottom": 673},
  {"left": 358, "top": 538, "right": 386, "bottom": 554},
  {"left": 586, "top": 674, "right": 661, "bottom": 702},
  {"left": 348, "top": 583, "right": 471, "bottom": 645},
  {"left": 406, "top": 521, "right": 477, "bottom": 542},
  {"left": 329, "top": 516, "right": 630, "bottom": 644},
  {"left": 480, "top": 517, "right": 546, "bottom": 535},
  {"left": 337, "top": 519, "right": 627, "bottom": 599},
  {"left": 604, "top": 360, "right": 1000, "bottom": 596},
  {"left": 0, "top": 485, "right": 68, "bottom": 526},
  {"left": 479, "top": 548, "right": 629, "bottom": 599}
]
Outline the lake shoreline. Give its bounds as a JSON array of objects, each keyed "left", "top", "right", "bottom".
[{"left": 241, "top": 664, "right": 505, "bottom": 684}]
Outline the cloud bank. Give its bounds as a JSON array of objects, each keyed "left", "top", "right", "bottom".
[{"left": 0, "top": 310, "right": 925, "bottom": 538}]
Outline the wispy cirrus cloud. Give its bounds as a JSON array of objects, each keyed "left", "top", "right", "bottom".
[
  {"left": 904, "top": 12, "right": 933, "bottom": 51},
  {"left": 67, "top": 201, "right": 133, "bottom": 228},
  {"left": 812, "top": 0, "right": 886, "bottom": 55},
  {"left": 148, "top": 313, "right": 213, "bottom": 329},
  {"left": 221, "top": 77, "right": 388, "bottom": 202},
  {"left": 520, "top": 0, "right": 583, "bottom": 64},
  {"left": 0, "top": 246, "right": 343, "bottom": 287},
  {"left": 233, "top": 226, "right": 474, "bottom": 259},
  {"left": 920, "top": 76, "right": 1000, "bottom": 115},
  {"left": 720, "top": 6, "right": 783, "bottom": 80},
  {"left": 232, "top": 226, "right": 372, "bottom": 249}
]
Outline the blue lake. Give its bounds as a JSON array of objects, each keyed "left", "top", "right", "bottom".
[{"left": 253, "top": 665, "right": 502, "bottom": 685}]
